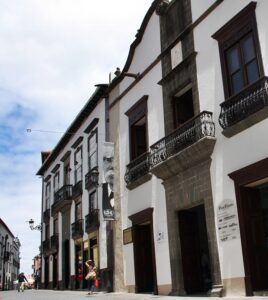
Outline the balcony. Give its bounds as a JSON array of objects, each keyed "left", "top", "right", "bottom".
[
  {"left": 72, "top": 180, "right": 83, "bottom": 199},
  {"left": 50, "top": 234, "right": 59, "bottom": 254},
  {"left": 124, "top": 152, "right": 151, "bottom": 190},
  {"left": 85, "top": 209, "right": 100, "bottom": 233},
  {"left": 85, "top": 167, "right": 99, "bottom": 190},
  {"left": 43, "top": 208, "right": 50, "bottom": 223},
  {"left": 71, "top": 219, "right": 83, "bottom": 239},
  {"left": 150, "top": 111, "right": 216, "bottom": 180},
  {"left": 52, "top": 185, "right": 72, "bottom": 215},
  {"left": 42, "top": 239, "right": 50, "bottom": 256},
  {"left": 219, "top": 76, "right": 268, "bottom": 137}
]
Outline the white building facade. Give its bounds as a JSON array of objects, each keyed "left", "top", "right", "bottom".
[
  {"left": 0, "top": 218, "right": 20, "bottom": 290},
  {"left": 37, "top": 85, "right": 115, "bottom": 291},
  {"left": 108, "top": 1, "right": 172, "bottom": 295}
]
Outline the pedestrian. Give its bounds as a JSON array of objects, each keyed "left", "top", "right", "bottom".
[
  {"left": 85, "top": 260, "right": 97, "bottom": 295},
  {"left": 17, "top": 272, "right": 28, "bottom": 292}
]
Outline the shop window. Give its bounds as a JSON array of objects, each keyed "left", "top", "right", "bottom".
[{"left": 173, "top": 89, "right": 195, "bottom": 129}]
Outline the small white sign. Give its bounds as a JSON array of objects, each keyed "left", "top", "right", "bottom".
[
  {"left": 217, "top": 199, "right": 240, "bottom": 242},
  {"left": 171, "top": 42, "right": 183, "bottom": 69},
  {"left": 156, "top": 231, "right": 165, "bottom": 243}
]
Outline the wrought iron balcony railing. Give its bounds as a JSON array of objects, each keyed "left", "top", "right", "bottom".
[
  {"left": 150, "top": 111, "right": 215, "bottom": 169},
  {"left": 85, "top": 167, "right": 99, "bottom": 190},
  {"left": 43, "top": 208, "right": 50, "bottom": 222},
  {"left": 50, "top": 234, "right": 59, "bottom": 252},
  {"left": 219, "top": 76, "right": 268, "bottom": 129},
  {"left": 85, "top": 209, "right": 100, "bottom": 233},
  {"left": 54, "top": 185, "right": 72, "bottom": 204},
  {"left": 124, "top": 152, "right": 150, "bottom": 185},
  {"left": 71, "top": 219, "right": 83, "bottom": 239},
  {"left": 72, "top": 180, "right": 83, "bottom": 199}
]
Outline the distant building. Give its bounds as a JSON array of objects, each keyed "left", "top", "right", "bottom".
[{"left": 0, "top": 218, "right": 20, "bottom": 290}]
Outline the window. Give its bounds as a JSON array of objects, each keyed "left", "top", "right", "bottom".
[
  {"left": 75, "top": 202, "right": 82, "bottom": 221},
  {"left": 64, "top": 160, "right": 71, "bottom": 185},
  {"left": 225, "top": 33, "right": 259, "bottom": 95},
  {"left": 53, "top": 172, "right": 60, "bottom": 192},
  {"left": 45, "top": 224, "right": 50, "bottom": 240},
  {"left": 53, "top": 219, "right": 58, "bottom": 235},
  {"left": 74, "top": 147, "right": 82, "bottom": 184},
  {"left": 45, "top": 182, "right": 51, "bottom": 210},
  {"left": 89, "top": 190, "right": 97, "bottom": 212},
  {"left": 173, "top": 88, "right": 195, "bottom": 128},
  {"left": 212, "top": 2, "right": 263, "bottom": 98},
  {"left": 125, "top": 96, "right": 148, "bottom": 161},
  {"left": 88, "top": 130, "right": 98, "bottom": 170}
]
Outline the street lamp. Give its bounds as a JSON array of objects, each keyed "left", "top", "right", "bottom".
[{"left": 27, "top": 219, "right": 42, "bottom": 231}]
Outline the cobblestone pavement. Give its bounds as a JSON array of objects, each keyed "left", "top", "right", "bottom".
[{"left": 0, "top": 290, "right": 267, "bottom": 300}]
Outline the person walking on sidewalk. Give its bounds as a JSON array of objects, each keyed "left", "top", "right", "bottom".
[
  {"left": 85, "top": 260, "right": 97, "bottom": 295},
  {"left": 17, "top": 272, "right": 28, "bottom": 292}
]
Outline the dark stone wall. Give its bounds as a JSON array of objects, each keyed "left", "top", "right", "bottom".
[
  {"left": 163, "top": 160, "right": 222, "bottom": 294},
  {"left": 159, "top": 0, "right": 199, "bottom": 135}
]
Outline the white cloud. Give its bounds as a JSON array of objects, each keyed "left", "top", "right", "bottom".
[{"left": 0, "top": 0, "right": 153, "bottom": 275}]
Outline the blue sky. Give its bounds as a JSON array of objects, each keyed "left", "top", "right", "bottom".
[{"left": 0, "top": 0, "right": 153, "bottom": 276}]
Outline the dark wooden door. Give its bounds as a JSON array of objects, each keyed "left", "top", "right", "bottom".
[
  {"left": 44, "top": 257, "right": 49, "bottom": 289},
  {"left": 134, "top": 224, "right": 154, "bottom": 293},
  {"left": 179, "top": 210, "right": 204, "bottom": 294},
  {"left": 63, "top": 240, "right": 70, "bottom": 289},
  {"left": 242, "top": 187, "right": 268, "bottom": 291},
  {"left": 53, "top": 254, "right": 58, "bottom": 289}
]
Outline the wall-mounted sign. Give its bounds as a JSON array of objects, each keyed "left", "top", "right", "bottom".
[
  {"left": 102, "top": 142, "right": 115, "bottom": 220},
  {"left": 156, "top": 230, "right": 165, "bottom": 243},
  {"left": 123, "top": 228, "right": 133, "bottom": 245},
  {"left": 217, "top": 199, "right": 240, "bottom": 242}
]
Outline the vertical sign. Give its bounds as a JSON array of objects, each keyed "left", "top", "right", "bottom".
[
  {"left": 217, "top": 199, "right": 240, "bottom": 242},
  {"left": 102, "top": 142, "right": 115, "bottom": 220}
]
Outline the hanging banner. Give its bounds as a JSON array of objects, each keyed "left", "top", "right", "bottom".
[{"left": 102, "top": 142, "right": 115, "bottom": 220}]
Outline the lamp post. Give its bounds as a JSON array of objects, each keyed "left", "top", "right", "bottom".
[
  {"left": 27, "top": 219, "right": 42, "bottom": 231},
  {"left": 1, "top": 234, "right": 8, "bottom": 291}
]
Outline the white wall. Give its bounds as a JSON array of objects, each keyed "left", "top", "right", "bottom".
[
  {"left": 193, "top": 0, "right": 268, "bottom": 281},
  {"left": 118, "top": 60, "right": 171, "bottom": 286}
]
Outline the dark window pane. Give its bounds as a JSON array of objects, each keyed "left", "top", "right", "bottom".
[
  {"left": 227, "top": 46, "right": 240, "bottom": 74},
  {"left": 174, "top": 89, "right": 194, "bottom": 128},
  {"left": 246, "top": 60, "right": 259, "bottom": 84},
  {"left": 242, "top": 35, "right": 256, "bottom": 63},
  {"left": 231, "top": 71, "right": 244, "bottom": 94}
]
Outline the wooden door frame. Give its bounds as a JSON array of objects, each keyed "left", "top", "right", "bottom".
[
  {"left": 229, "top": 157, "right": 268, "bottom": 296},
  {"left": 129, "top": 207, "right": 158, "bottom": 295}
]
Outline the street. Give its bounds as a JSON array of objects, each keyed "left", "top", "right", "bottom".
[{"left": 0, "top": 290, "right": 267, "bottom": 300}]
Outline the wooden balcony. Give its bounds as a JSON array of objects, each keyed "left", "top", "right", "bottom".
[
  {"left": 52, "top": 185, "right": 72, "bottom": 215},
  {"left": 219, "top": 76, "right": 268, "bottom": 137},
  {"left": 71, "top": 219, "right": 83, "bottom": 240},
  {"left": 150, "top": 111, "right": 216, "bottom": 180},
  {"left": 85, "top": 209, "right": 100, "bottom": 233}
]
